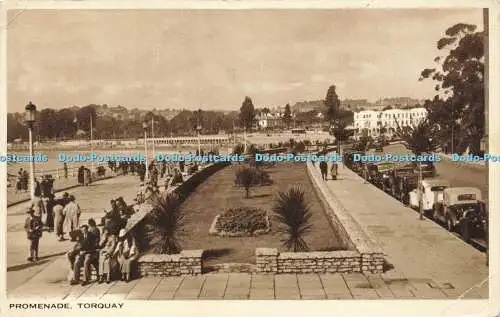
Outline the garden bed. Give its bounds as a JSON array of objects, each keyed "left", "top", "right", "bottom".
[
  {"left": 178, "top": 162, "right": 346, "bottom": 266},
  {"left": 209, "top": 207, "right": 271, "bottom": 237}
]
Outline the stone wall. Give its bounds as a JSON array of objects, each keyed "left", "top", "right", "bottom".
[
  {"left": 138, "top": 250, "right": 203, "bottom": 277},
  {"left": 256, "top": 248, "right": 384, "bottom": 274}
]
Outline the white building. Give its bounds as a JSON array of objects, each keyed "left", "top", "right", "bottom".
[
  {"left": 256, "top": 112, "right": 285, "bottom": 129},
  {"left": 353, "top": 107, "right": 427, "bottom": 138}
]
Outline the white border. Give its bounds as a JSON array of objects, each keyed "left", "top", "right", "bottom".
[{"left": 0, "top": 1, "right": 498, "bottom": 317}]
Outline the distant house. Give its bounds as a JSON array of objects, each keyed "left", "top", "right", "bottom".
[{"left": 353, "top": 107, "right": 427, "bottom": 138}]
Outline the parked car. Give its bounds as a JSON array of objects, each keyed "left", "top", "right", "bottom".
[
  {"left": 432, "top": 187, "right": 486, "bottom": 241},
  {"left": 409, "top": 179, "right": 451, "bottom": 215},
  {"left": 387, "top": 164, "right": 418, "bottom": 203},
  {"left": 368, "top": 162, "right": 395, "bottom": 190},
  {"left": 413, "top": 161, "right": 437, "bottom": 178}
]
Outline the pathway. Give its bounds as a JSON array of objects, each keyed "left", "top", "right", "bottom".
[{"left": 314, "top": 161, "right": 488, "bottom": 299}]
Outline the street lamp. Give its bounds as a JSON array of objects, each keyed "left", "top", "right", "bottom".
[
  {"left": 24, "top": 101, "right": 37, "bottom": 202},
  {"left": 196, "top": 124, "right": 202, "bottom": 155},
  {"left": 142, "top": 121, "right": 149, "bottom": 181}
]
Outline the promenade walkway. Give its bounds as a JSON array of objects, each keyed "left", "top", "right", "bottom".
[
  {"left": 7, "top": 172, "right": 116, "bottom": 207},
  {"left": 314, "top": 162, "right": 488, "bottom": 299}
]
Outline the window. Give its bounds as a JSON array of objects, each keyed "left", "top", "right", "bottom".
[
  {"left": 458, "top": 194, "right": 477, "bottom": 201},
  {"left": 430, "top": 186, "right": 447, "bottom": 192}
]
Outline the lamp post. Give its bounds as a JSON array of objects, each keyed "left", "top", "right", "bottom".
[
  {"left": 196, "top": 124, "right": 202, "bottom": 155},
  {"left": 142, "top": 121, "right": 149, "bottom": 181},
  {"left": 24, "top": 101, "right": 37, "bottom": 203}
]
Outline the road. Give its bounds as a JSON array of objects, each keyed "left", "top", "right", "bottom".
[
  {"left": 379, "top": 144, "right": 488, "bottom": 203},
  {"left": 6, "top": 175, "right": 141, "bottom": 293}
]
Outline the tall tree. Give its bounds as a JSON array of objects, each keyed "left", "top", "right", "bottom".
[
  {"left": 239, "top": 96, "right": 255, "bottom": 152},
  {"left": 283, "top": 104, "right": 292, "bottom": 128},
  {"left": 420, "top": 23, "right": 484, "bottom": 155},
  {"left": 324, "top": 85, "right": 341, "bottom": 123},
  {"left": 394, "top": 119, "right": 440, "bottom": 220}
]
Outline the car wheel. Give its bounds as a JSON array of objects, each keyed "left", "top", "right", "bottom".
[{"left": 446, "top": 217, "right": 455, "bottom": 232}]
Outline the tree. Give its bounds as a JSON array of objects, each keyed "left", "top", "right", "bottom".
[
  {"left": 239, "top": 96, "right": 255, "bottom": 152},
  {"left": 142, "top": 193, "right": 184, "bottom": 254},
  {"left": 331, "top": 119, "right": 352, "bottom": 161},
  {"left": 324, "top": 85, "right": 341, "bottom": 122},
  {"left": 273, "top": 187, "right": 312, "bottom": 252},
  {"left": 420, "top": 23, "right": 485, "bottom": 155},
  {"left": 382, "top": 105, "right": 393, "bottom": 111},
  {"left": 235, "top": 166, "right": 258, "bottom": 198},
  {"left": 394, "top": 119, "right": 440, "bottom": 220},
  {"left": 283, "top": 104, "right": 292, "bottom": 128}
]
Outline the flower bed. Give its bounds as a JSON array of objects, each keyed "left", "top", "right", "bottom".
[{"left": 209, "top": 207, "right": 271, "bottom": 237}]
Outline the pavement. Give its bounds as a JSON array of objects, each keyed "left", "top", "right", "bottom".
[
  {"left": 6, "top": 175, "right": 141, "bottom": 292},
  {"left": 314, "top": 161, "right": 488, "bottom": 299},
  {"left": 6, "top": 156, "right": 488, "bottom": 300},
  {"left": 7, "top": 172, "right": 116, "bottom": 207}
]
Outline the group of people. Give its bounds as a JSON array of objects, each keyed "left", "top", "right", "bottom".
[
  {"left": 319, "top": 160, "right": 338, "bottom": 181},
  {"left": 100, "top": 197, "right": 136, "bottom": 233},
  {"left": 24, "top": 192, "right": 83, "bottom": 262},
  {"left": 15, "top": 168, "right": 29, "bottom": 193},
  {"left": 67, "top": 220, "right": 139, "bottom": 285}
]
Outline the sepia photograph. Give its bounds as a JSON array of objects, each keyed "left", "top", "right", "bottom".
[{"left": 1, "top": 2, "right": 496, "bottom": 313}]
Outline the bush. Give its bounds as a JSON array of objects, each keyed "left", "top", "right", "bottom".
[
  {"left": 273, "top": 186, "right": 312, "bottom": 252},
  {"left": 140, "top": 193, "right": 184, "bottom": 254},
  {"left": 215, "top": 207, "right": 269, "bottom": 235}
]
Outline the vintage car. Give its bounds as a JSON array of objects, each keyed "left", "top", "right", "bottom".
[
  {"left": 432, "top": 187, "right": 487, "bottom": 241},
  {"left": 409, "top": 179, "right": 451, "bottom": 215},
  {"left": 387, "top": 164, "right": 418, "bottom": 202},
  {"left": 343, "top": 150, "right": 365, "bottom": 173},
  {"left": 412, "top": 161, "right": 437, "bottom": 178},
  {"left": 367, "top": 162, "right": 395, "bottom": 190}
]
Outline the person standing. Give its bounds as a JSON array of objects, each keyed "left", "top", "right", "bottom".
[
  {"left": 24, "top": 208, "right": 43, "bottom": 262},
  {"left": 330, "top": 161, "right": 338, "bottom": 180},
  {"left": 63, "top": 163, "right": 68, "bottom": 179},
  {"left": 63, "top": 195, "right": 81, "bottom": 241},
  {"left": 77, "top": 166, "right": 85, "bottom": 186},
  {"left": 53, "top": 198, "right": 66, "bottom": 241},
  {"left": 319, "top": 161, "right": 328, "bottom": 181},
  {"left": 22, "top": 169, "right": 29, "bottom": 192}
]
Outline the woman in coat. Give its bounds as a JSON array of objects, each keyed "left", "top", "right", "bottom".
[
  {"left": 97, "top": 229, "right": 118, "bottom": 284},
  {"left": 113, "top": 229, "right": 139, "bottom": 282},
  {"left": 63, "top": 196, "right": 81, "bottom": 240},
  {"left": 53, "top": 202, "right": 65, "bottom": 241}
]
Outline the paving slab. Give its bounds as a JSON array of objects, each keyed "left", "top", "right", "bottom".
[{"left": 314, "top": 162, "right": 488, "bottom": 299}]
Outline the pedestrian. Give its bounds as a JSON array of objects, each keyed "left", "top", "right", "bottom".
[
  {"left": 53, "top": 198, "right": 66, "bottom": 241},
  {"left": 22, "top": 169, "right": 29, "bottom": 192},
  {"left": 330, "top": 161, "right": 338, "bottom": 180},
  {"left": 83, "top": 168, "right": 91, "bottom": 186},
  {"left": 63, "top": 163, "right": 68, "bottom": 179},
  {"left": 77, "top": 166, "right": 85, "bottom": 186},
  {"left": 34, "top": 177, "right": 42, "bottom": 198},
  {"left": 319, "top": 161, "right": 328, "bottom": 181},
  {"left": 45, "top": 194, "right": 55, "bottom": 232},
  {"left": 63, "top": 195, "right": 81, "bottom": 240},
  {"left": 24, "top": 208, "right": 43, "bottom": 262}
]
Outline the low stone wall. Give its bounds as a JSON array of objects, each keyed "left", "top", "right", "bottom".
[
  {"left": 137, "top": 250, "right": 203, "bottom": 277},
  {"left": 256, "top": 248, "right": 384, "bottom": 274}
]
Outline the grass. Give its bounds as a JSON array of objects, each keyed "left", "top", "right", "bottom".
[{"left": 176, "top": 162, "right": 345, "bottom": 266}]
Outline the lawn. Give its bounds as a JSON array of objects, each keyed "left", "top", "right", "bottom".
[{"left": 177, "top": 161, "right": 346, "bottom": 266}]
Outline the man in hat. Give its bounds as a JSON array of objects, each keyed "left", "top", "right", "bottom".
[
  {"left": 24, "top": 208, "right": 43, "bottom": 262},
  {"left": 70, "top": 225, "right": 97, "bottom": 286}
]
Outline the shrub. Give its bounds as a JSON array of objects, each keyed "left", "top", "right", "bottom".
[
  {"left": 141, "top": 193, "right": 184, "bottom": 254},
  {"left": 235, "top": 167, "right": 257, "bottom": 198},
  {"left": 215, "top": 207, "right": 269, "bottom": 235},
  {"left": 233, "top": 143, "right": 245, "bottom": 155},
  {"left": 273, "top": 186, "right": 312, "bottom": 252}
]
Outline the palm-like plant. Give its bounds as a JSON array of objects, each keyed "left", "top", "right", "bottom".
[
  {"left": 273, "top": 187, "right": 313, "bottom": 252},
  {"left": 394, "top": 118, "right": 439, "bottom": 219},
  {"left": 331, "top": 119, "right": 351, "bottom": 161},
  {"left": 144, "top": 193, "right": 184, "bottom": 254}
]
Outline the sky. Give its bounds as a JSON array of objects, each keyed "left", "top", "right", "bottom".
[{"left": 7, "top": 9, "right": 483, "bottom": 112}]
